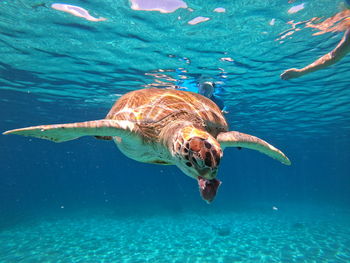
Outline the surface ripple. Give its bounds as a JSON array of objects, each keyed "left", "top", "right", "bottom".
[{"left": 0, "top": 0, "right": 349, "bottom": 140}]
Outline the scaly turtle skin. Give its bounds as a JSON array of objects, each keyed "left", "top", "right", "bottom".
[{"left": 3, "top": 88, "right": 291, "bottom": 203}]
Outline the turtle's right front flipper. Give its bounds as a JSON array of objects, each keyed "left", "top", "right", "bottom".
[
  {"left": 217, "top": 131, "right": 291, "bottom": 165},
  {"left": 3, "top": 119, "right": 137, "bottom": 143}
]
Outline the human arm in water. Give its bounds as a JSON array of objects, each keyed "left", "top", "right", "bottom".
[{"left": 281, "top": 29, "right": 350, "bottom": 80}]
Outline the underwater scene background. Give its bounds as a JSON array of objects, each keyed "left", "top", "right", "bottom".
[{"left": 1, "top": 0, "right": 350, "bottom": 262}]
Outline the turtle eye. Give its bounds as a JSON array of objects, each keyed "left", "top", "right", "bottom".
[{"left": 204, "top": 141, "right": 212, "bottom": 149}]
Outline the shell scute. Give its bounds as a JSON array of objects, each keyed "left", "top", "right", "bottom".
[{"left": 105, "top": 88, "right": 228, "bottom": 138}]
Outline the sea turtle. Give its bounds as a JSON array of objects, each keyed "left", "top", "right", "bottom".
[{"left": 3, "top": 88, "right": 291, "bottom": 203}]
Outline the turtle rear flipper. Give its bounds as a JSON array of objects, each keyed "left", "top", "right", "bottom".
[
  {"left": 3, "top": 120, "right": 136, "bottom": 143},
  {"left": 217, "top": 131, "right": 291, "bottom": 165}
]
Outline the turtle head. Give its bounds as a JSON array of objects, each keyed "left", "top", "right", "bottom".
[{"left": 171, "top": 126, "right": 223, "bottom": 203}]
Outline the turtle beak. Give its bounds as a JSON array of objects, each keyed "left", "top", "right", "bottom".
[{"left": 197, "top": 176, "right": 222, "bottom": 204}]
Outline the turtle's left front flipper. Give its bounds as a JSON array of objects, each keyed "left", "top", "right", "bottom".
[
  {"left": 3, "top": 119, "right": 136, "bottom": 143},
  {"left": 217, "top": 131, "right": 291, "bottom": 165}
]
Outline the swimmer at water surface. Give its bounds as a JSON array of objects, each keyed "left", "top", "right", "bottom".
[{"left": 281, "top": 3, "right": 350, "bottom": 80}]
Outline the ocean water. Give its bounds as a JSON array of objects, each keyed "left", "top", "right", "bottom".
[{"left": 1, "top": 0, "right": 350, "bottom": 262}]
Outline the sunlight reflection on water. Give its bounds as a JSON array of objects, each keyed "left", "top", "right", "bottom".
[{"left": 130, "top": 0, "right": 188, "bottom": 13}]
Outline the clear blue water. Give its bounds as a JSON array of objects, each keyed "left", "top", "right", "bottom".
[{"left": 1, "top": 0, "right": 350, "bottom": 262}]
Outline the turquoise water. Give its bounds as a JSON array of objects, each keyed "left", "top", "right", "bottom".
[
  {"left": 1, "top": 0, "right": 350, "bottom": 262},
  {"left": 1, "top": 208, "right": 350, "bottom": 262}
]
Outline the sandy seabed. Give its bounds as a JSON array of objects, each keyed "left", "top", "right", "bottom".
[{"left": 0, "top": 207, "right": 349, "bottom": 263}]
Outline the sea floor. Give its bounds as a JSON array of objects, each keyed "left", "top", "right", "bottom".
[{"left": 1, "top": 205, "right": 349, "bottom": 263}]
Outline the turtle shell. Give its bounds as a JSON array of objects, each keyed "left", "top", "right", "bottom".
[{"left": 105, "top": 88, "right": 228, "bottom": 140}]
